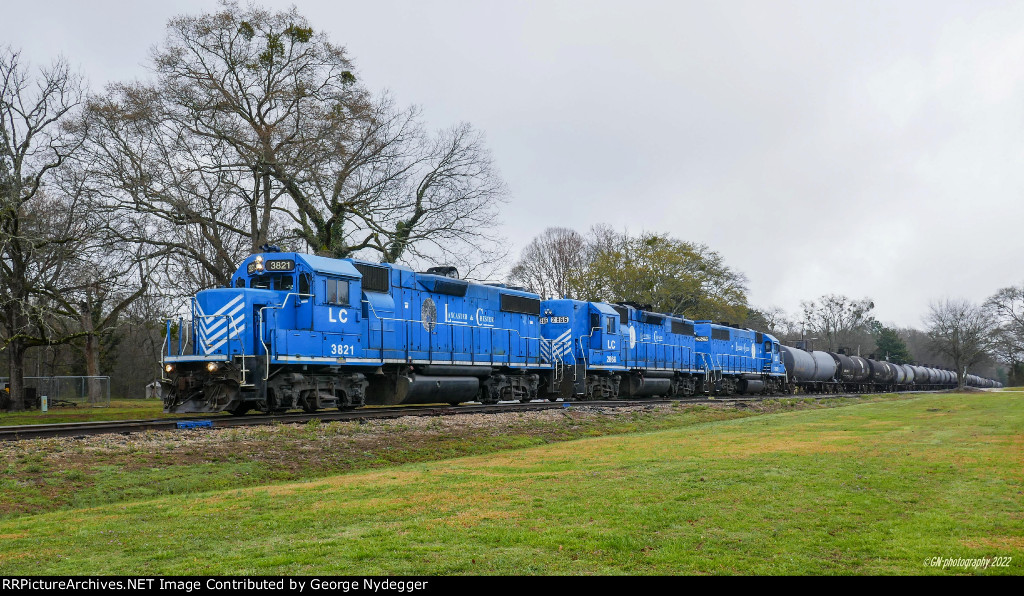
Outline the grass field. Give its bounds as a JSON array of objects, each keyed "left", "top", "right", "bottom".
[
  {"left": 0, "top": 399, "right": 179, "bottom": 426},
  {"left": 0, "top": 392, "right": 1021, "bottom": 575}
]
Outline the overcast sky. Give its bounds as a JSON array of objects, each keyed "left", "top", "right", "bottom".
[{"left": 6, "top": 0, "right": 1024, "bottom": 328}]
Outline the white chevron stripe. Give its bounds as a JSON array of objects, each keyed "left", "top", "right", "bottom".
[
  {"left": 206, "top": 324, "right": 246, "bottom": 353},
  {"left": 200, "top": 300, "right": 245, "bottom": 336},
  {"left": 195, "top": 294, "right": 248, "bottom": 354},
  {"left": 203, "top": 315, "right": 246, "bottom": 346},
  {"left": 198, "top": 295, "right": 244, "bottom": 331}
]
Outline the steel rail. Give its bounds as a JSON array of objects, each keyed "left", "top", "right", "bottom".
[{"left": 0, "top": 392, "right": 923, "bottom": 442}]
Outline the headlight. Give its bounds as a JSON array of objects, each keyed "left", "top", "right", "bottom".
[
  {"left": 206, "top": 362, "right": 219, "bottom": 373},
  {"left": 254, "top": 255, "right": 264, "bottom": 271},
  {"left": 164, "top": 364, "right": 174, "bottom": 373}
]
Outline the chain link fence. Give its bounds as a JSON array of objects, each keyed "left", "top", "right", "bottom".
[{"left": 0, "top": 376, "right": 111, "bottom": 409}]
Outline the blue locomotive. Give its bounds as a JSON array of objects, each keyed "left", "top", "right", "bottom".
[
  {"left": 161, "top": 250, "right": 547, "bottom": 413},
  {"left": 536, "top": 300, "right": 787, "bottom": 399},
  {"left": 159, "top": 250, "right": 999, "bottom": 414}
]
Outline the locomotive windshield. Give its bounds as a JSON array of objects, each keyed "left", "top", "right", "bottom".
[{"left": 249, "top": 274, "right": 294, "bottom": 290}]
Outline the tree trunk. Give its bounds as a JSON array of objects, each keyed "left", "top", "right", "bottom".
[
  {"left": 7, "top": 339, "right": 27, "bottom": 411},
  {"left": 85, "top": 333, "right": 104, "bottom": 404}
]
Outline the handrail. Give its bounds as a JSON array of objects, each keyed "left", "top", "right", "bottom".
[
  {"left": 258, "top": 292, "right": 313, "bottom": 380},
  {"left": 360, "top": 299, "right": 547, "bottom": 367}
]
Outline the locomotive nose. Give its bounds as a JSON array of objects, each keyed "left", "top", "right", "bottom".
[{"left": 194, "top": 290, "right": 249, "bottom": 355}]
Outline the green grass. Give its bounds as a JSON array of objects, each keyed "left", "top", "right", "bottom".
[
  {"left": 1, "top": 393, "right": 1021, "bottom": 575},
  {"left": 0, "top": 399, "right": 181, "bottom": 426},
  {"left": 0, "top": 403, "right": 757, "bottom": 519}
]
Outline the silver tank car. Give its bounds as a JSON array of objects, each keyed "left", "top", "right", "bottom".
[
  {"left": 780, "top": 345, "right": 816, "bottom": 381},
  {"left": 901, "top": 364, "right": 915, "bottom": 385},
  {"left": 810, "top": 351, "right": 837, "bottom": 382}
]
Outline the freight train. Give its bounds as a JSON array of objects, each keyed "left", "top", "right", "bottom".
[
  {"left": 159, "top": 250, "right": 1001, "bottom": 414},
  {"left": 778, "top": 345, "right": 1000, "bottom": 392}
]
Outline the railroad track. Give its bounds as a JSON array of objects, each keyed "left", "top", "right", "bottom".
[{"left": 0, "top": 392, "right": 904, "bottom": 442}]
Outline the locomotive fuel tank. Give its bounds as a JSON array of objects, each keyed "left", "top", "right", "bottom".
[
  {"left": 621, "top": 376, "right": 673, "bottom": 397},
  {"left": 368, "top": 373, "right": 481, "bottom": 406},
  {"left": 739, "top": 378, "right": 766, "bottom": 394}
]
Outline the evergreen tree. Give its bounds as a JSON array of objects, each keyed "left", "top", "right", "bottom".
[{"left": 874, "top": 326, "right": 913, "bottom": 364}]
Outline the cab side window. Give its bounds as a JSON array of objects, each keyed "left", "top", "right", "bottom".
[
  {"left": 606, "top": 316, "right": 615, "bottom": 334},
  {"left": 276, "top": 275, "right": 294, "bottom": 291},
  {"left": 325, "top": 279, "right": 349, "bottom": 306},
  {"left": 299, "top": 273, "right": 311, "bottom": 296}
]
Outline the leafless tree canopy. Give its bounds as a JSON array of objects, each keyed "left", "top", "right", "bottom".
[
  {"left": 0, "top": 47, "right": 90, "bottom": 409},
  {"left": 800, "top": 295, "right": 876, "bottom": 352},
  {"left": 984, "top": 284, "right": 1024, "bottom": 382},
  {"left": 925, "top": 297, "right": 996, "bottom": 388},
  {"left": 508, "top": 227, "right": 589, "bottom": 299},
  {"left": 81, "top": 1, "right": 507, "bottom": 291}
]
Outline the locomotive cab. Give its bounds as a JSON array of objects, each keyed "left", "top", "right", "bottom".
[
  {"left": 161, "top": 252, "right": 371, "bottom": 414},
  {"left": 587, "top": 304, "right": 622, "bottom": 367}
]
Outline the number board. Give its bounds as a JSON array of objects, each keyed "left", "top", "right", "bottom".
[
  {"left": 540, "top": 316, "right": 569, "bottom": 324},
  {"left": 247, "top": 259, "right": 296, "bottom": 274},
  {"left": 266, "top": 259, "right": 295, "bottom": 271}
]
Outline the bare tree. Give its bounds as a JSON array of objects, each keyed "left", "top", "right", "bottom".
[
  {"left": 51, "top": 163, "right": 153, "bottom": 402},
  {"left": 985, "top": 284, "right": 1024, "bottom": 384},
  {"left": 508, "top": 227, "right": 589, "bottom": 298},
  {"left": 925, "top": 298, "right": 996, "bottom": 389},
  {"left": 800, "top": 295, "right": 876, "bottom": 352},
  {"left": 0, "top": 47, "right": 87, "bottom": 410},
  {"left": 85, "top": 1, "right": 507, "bottom": 289},
  {"left": 79, "top": 0, "right": 346, "bottom": 289},
  {"left": 747, "top": 305, "right": 801, "bottom": 340}
]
